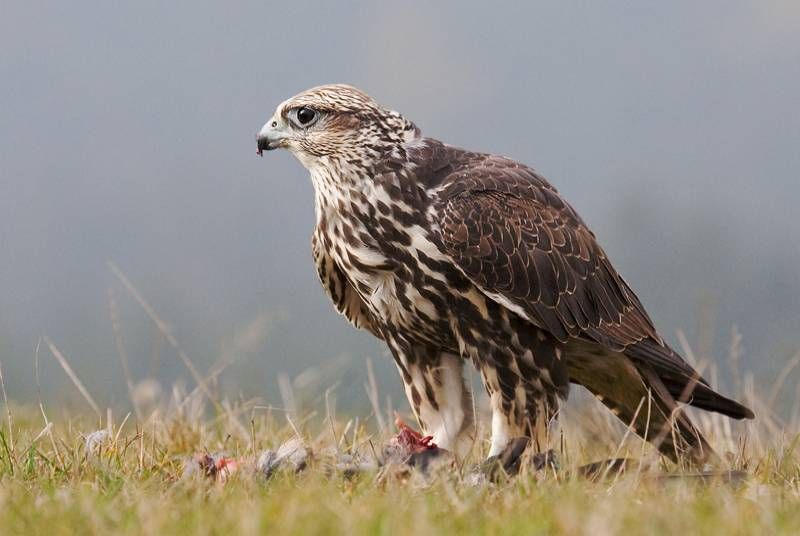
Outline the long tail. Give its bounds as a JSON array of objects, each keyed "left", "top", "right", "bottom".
[
  {"left": 624, "top": 338, "right": 754, "bottom": 419},
  {"left": 565, "top": 339, "right": 752, "bottom": 464}
]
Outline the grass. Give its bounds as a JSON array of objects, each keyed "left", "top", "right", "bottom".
[
  {"left": 0, "top": 376, "right": 799, "bottom": 536},
  {"left": 2, "top": 266, "right": 798, "bottom": 535}
]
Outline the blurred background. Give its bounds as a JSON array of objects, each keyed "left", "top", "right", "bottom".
[{"left": 1, "top": 1, "right": 798, "bottom": 412}]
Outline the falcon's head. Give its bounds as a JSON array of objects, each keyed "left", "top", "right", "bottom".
[{"left": 256, "top": 84, "right": 419, "bottom": 173}]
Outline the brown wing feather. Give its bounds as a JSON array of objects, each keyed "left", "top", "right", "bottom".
[
  {"left": 435, "top": 152, "right": 657, "bottom": 350},
  {"left": 431, "top": 148, "right": 753, "bottom": 421}
]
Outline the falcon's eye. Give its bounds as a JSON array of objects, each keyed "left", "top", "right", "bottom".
[{"left": 291, "top": 106, "right": 319, "bottom": 128}]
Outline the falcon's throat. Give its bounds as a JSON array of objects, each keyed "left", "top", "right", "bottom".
[{"left": 298, "top": 119, "right": 421, "bottom": 214}]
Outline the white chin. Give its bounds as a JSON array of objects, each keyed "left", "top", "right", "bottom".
[{"left": 292, "top": 150, "right": 321, "bottom": 171}]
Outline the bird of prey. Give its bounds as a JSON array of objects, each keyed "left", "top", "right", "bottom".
[{"left": 256, "top": 84, "right": 753, "bottom": 463}]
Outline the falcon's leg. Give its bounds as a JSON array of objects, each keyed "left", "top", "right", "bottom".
[
  {"left": 478, "top": 353, "right": 564, "bottom": 458},
  {"left": 478, "top": 361, "right": 531, "bottom": 457},
  {"left": 387, "top": 338, "right": 474, "bottom": 457}
]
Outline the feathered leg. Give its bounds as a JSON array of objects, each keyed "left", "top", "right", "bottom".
[
  {"left": 478, "top": 362, "right": 564, "bottom": 458},
  {"left": 477, "top": 360, "right": 530, "bottom": 457},
  {"left": 475, "top": 322, "right": 569, "bottom": 458},
  {"left": 386, "top": 336, "right": 474, "bottom": 457}
]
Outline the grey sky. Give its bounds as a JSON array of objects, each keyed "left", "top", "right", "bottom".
[{"left": 1, "top": 1, "right": 798, "bottom": 407}]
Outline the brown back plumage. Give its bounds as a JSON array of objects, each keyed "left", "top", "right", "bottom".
[{"left": 424, "top": 142, "right": 753, "bottom": 460}]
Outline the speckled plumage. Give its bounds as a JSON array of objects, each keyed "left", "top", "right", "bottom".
[{"left": 257, "top": 84, "right": 753, "bottom": 462}]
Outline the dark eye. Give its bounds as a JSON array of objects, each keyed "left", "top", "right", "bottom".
[{"left": 295, "top": 106, "right": 318, "bottom": 126}]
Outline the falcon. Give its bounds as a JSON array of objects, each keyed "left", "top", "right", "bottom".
[{"left": 255, "top": 84, "right": 753, "bottom": 463}]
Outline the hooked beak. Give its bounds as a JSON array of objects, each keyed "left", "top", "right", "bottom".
[{"left": 255, "top": 120, "right": 284, "bottom": 156}]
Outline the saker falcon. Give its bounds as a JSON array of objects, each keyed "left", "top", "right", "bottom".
[{"left": 256, "top": 84, "right": 753, "bottom": 463}]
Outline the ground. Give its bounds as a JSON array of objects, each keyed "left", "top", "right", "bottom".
[{"left": 1, "top": 387, "right": 799, "bottom": 536}]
